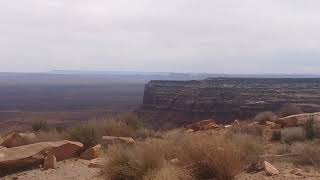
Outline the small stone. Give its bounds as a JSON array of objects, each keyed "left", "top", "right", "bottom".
[
  {"left": 80, "top": 144, "right": 103, "bottom": 160},
  {"left": 264, "top": 161, "right": 280, "bottom": 176},
  {"left": 169, "top": 158, "right": 180, "bottom": 165},
  {"left": 185, "top": 129, "right": 195, "bottom": 133},
  {"left": 43, "top": 153, "right": 57, "bottom": 170},
  {"left": 290, "top": 169, "right": 304, "bottom": 176}
]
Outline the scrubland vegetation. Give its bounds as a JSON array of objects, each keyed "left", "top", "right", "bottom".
[
  {"left": 2, "top": 104, "right": 320, "bottom": 180},
  {"left": 102, "top": 130, "right": 263, "bottom": 180}
]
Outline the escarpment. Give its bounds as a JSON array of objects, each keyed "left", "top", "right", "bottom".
[{"left": 141, "top": 78, "right": 320, "bottom": 124}]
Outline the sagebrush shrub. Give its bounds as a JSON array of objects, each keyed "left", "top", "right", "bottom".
[
  {"left": 32, "top": 120, "right": 49, "bottom": 132},
  {"left": 67, "top": 124, "right": 100, "bottom": 149},
  {"left": 304, "top": 116, "right": 316, "bottom": 140}
]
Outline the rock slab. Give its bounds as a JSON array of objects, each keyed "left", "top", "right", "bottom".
[
  {"left": 0, "top": 140, "right": 83, "bottom": 173},
  {"left": 1, "top": 133, "right": 37, "bottom": 148}
]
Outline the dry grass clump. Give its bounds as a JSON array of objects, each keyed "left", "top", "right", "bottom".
[
  {"left": 279, "top": 104, "right": 303, "bottom": 118},
  {"left": 281, "top": 127, "right": 306, "bottom": 143},
  {"left": 103, "top": 143, "right": 165, "bottom": 180},
  {"left": 230, "top": 123, "right": 264, "bottom": 137},
  {"left": 93, "top": 112, "right": 161, "bottom": 139},
  {"left": 103, "top": 131, "right": 263, "bottom": 180},
  {"left": 232, "top": 134, "right": 264, "bottom": 164},
  {"left": 100, "top": 119, "right": 138, "bottom": 138},
  {"left": 254, "top": 111, "right": 276, "bottom": 123},
  {"left": 292, "top": 142, "right": 320, "bottom": 167}
]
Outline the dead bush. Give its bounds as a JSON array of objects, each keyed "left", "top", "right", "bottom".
[
  {"left": 279, "top": 104, "right": 303, "bottom": 118},
  {"left": 281, "top": 127, "right": 306, "bottom": 143},
  {"left": 254, "top": 111, "right": 276, "bottom": 123},
  {"left": 292, "top": 142, "right": 320, "bottom": 166},
  {"left": 230, "top": 123, "right": 264, "bottom": 137}
]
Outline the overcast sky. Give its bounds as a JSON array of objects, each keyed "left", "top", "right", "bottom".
[{"left": 0, "top": 0, "right": 320, "bottom": 74}]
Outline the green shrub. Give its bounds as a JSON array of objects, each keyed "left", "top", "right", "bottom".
[
  {"left": 32, "top": 120, "right": 49, "bottom": 132},
  {"left": 67, "top": 124, "right": 100, "bottom": 149},
  {"left": 304, "top": 116, "right": 316, "bottom": 140}
]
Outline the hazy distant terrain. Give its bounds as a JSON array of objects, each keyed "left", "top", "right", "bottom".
[{"left": 1, "top": 72, "right": 320, "bottom": 130}]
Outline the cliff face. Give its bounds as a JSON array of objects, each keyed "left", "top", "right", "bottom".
[{"left": 141, "top": 78, "right": 320, "bottom": 124}]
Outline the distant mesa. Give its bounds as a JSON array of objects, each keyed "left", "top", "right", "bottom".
[{"left": 141, "top": 78, "right": 320, "bottom": 124}]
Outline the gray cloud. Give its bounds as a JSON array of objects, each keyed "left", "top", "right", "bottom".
[{"left": 0, "top": 0, "right": 320, "bottom": 73}]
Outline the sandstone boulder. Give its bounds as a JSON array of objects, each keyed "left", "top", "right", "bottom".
[
  {"left": 43, "top": 153, "right": 57, "bottom": 170},
  {"left": 102, "top": 136, "right": 135, "bottom": 146},
  {"left": 276, "top": 112, "right": 320, "bottom": 128},
  {"left": 185, "top": 129, "right": 195, "bottom": 133},
  {"left": 88, "top": 158, "right": 104, "bottom": 168},
  {"left": 1, "top": 133, "right": 37, "bottom": 148},
  {"left": 185, "top": 119, "right": 220, "bottom": 131},
  {"left": 264, "top": 161, "right": 280, "bottom": 176},
  {"left": 0, "top": 140, "right": 83, "bottom": 172},
  {"left": 80, "top": 144, "right": 103, "bottom": 160}
]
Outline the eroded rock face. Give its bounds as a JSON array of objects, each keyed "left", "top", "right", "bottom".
[
  {"left": 102, "top": 136, "right": 135, "bottom": 147},
  {"left": 141, "top": 78, "right": 320, "bottom": 124},
  {"left": 80, "top": 144, "right": 102, "bottom": 160},
  {"left": 1, "top": 133, "right": 37, "bottom": 148},
  {"left": 0, "top": 140, "right": 83, "bottom": 174}
]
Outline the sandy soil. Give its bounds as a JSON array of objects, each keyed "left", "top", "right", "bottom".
[
  {"left": 1, "top": 159, "right": 103, "bottom": 180},
  {"left": 236, "top": 161, "right": 320, "bottom": 180}
]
